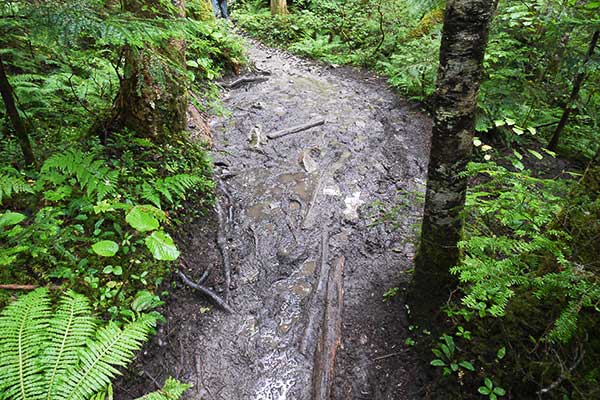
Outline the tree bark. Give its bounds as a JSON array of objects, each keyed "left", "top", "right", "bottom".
[
  {"left": 411, "top": 0, "right": 496, "bottom": 320},
  {"left": 0, "top": 55, "right": 35, "bottom": 166},
  {"left": 548, "top": 30, "right": 599, "bottom": 151},
  {"left": 270, "top": 0, "right": 288, "bottom": 15},
  {"left": 109, "top": 0, "right": 187, "bottom": 143}
]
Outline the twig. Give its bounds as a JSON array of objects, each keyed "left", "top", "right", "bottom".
[
  {"left": 177, "top": 270, "right": 234, "bottom": 314},
  {"left": 181, "top": 258, "right": 210, "bottom": 285},
  {"left": 143, "top": 370, "right": 162, "bottom": 390},
  {"left": 222, "top": 76, "right": 269, "bottom": 89},
  {"left": 537, "top": 345, "right": 585, "bottom": 397},
  {"left": 267, "top": 119, "right": 326, "bottom": 140},
  {"left": 373, "top": 351, "right": 405, "bottom": 361}
]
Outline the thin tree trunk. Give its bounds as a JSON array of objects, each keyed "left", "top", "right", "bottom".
[
  {"left": 548, "top": 30, "right": 599, "bottom": 151},
  {"left": 0, "top": 55, "right": 35, "bottom": 165},
  {"left": 270, "top": 0, "right": 288, "bottom": 15},
  {"left": 411, "top": 0, "right": 496, "bottom": 320},
  {"left": 108, "top": 0, "right": 187, "bottom": 143}
]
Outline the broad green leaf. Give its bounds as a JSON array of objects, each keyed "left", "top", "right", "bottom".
[
  {"left": 494, "top": 387, "right": 506, "bottom": 396},
  {"left": 512, "top": 126, "right": 524, "bottom": 135},
  {"left": 92, "top": 240, "right": 119, "bottom": 257},
  {"left": 494, "top": 119, "right": 506, "bottom": 127},
  {"left": 126, "top": 205, "right": 162, "bottom": 232},
  {"left": 479, "top": 387, "right": 491, "bottom": 395},
  {"left": 459, "top": 360, "right": 475, "bottom": 371},
  {"left": 0, "top": 212, "right": 26, "bottom": 229},
  {"left": 430, "top": 359, "right": 446, "bottom": 367},
  {"left": 485, "top": 378, "right": 493, "bottom": 389},
  {"left": 145, "top": 231, "right": 180, "bottom": 261},
  {"left": 513, "top": 150, "right": 523, "bottom": 160}
]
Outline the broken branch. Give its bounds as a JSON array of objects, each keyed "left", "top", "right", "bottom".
[
  {"left": 267, "top": 119, "right": 326, "bottom": 140},
  {"left": 222, "top": 76, "right": 269, "bottom": 89}
]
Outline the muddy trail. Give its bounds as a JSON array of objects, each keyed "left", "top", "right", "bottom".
[{"left": 122, "top": 40, "right": 431, "bottom": 400}]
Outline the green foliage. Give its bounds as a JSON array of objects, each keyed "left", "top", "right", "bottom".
[
  {"left": 430, "top": 334, "right": 476, "bottom": 377},
  {"left": 0, "top": 169, "right": 34, "bottom": 205},
  {"left": 0, "top": 288, "right": 189, "bottom": 400},
  {"left": 478, "top": 378, "right": 506, "bottom": 400}
]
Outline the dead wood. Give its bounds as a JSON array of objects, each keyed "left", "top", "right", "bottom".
[
  {"left": 312, "top": 256, "right": 345, "bottom": 400},
  {"left": 177, "top": 270, "right": 234, "bottom": 314},
  {"left": 222, "top": 76, "right": 269, "bottom": 89},
  {"left": 215, "top": 181, "right": 233, "bottom": 301},
  {"left": 267, "top": 119, "right": 326, "bottom": 140},
  {"left": 300, "top": 227, "right": 330, "bottom": 355},
  {"left": 0, "top": 284, "right": 61, "bottom": 290}
]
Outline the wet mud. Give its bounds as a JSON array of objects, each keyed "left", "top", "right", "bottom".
[{"left": 122, "top": 39, "right": 432, "bottom": 399}]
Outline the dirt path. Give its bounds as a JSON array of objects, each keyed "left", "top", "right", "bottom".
[{"left": 124, "top": 40, "right": 431, "bottom": 400}]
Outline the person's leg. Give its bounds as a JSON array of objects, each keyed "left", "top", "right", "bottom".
[
  {"left": 219, "top": 0, "right": 229, "bottom": 19},
  {"left": 211, "top": 0, "right": 220, "bottom": 17}
]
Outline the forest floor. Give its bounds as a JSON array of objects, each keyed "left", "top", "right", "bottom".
[{"left": 122, "top": 39, "right": 432, "bottom": 400}]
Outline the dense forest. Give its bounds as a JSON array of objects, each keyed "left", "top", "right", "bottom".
[{"left": 0, "top": 0, "right": 598, "bottom": 399}]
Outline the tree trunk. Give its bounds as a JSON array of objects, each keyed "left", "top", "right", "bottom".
[
  {"left": 410, "top": 0, "right": 496, "bottom": 320},
  {"left": 548, "top": 30, "right": 599, "bottom": 151},
  {"left": 270, "top": 0, "right": 288, "bottom": 15},
  {"left": 0, "top": 55, "right": 35, "bottom": 166},
  {"left": 109, "top": 0, "right": 187, "bottom": 143}
]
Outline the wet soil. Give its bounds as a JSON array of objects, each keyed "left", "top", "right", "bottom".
[{"left": 122, "top": 39, "right": 432, "bottom": 399}]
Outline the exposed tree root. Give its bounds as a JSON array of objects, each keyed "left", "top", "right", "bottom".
[{"left": 177, "top": 269, "right": 234, "bottom": 314}]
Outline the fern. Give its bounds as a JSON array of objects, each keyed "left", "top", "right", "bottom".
[
  {"left": 0, "top": 289, "right": 189, "bottom": 400},
  {"left": 0, "top": 168, "right": 34, "bottom": 204},
  {"left": 141, "top": 173, "right": 207, "bottom": 208},
  {"left": 41, "top": 150, "right": 119, "bottom": 201}
]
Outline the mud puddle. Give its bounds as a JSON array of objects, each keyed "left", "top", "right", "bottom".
[{"left": 121, "top": 39, "right": 431, "bottom": 400}]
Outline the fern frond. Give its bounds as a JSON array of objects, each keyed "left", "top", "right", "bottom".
[
  {"left": 45, "top": 291, "right": 97, "bottom": 400},
  {"left": 56, "top": 314, "right": 158, "bottom": 400},
  {"left": 0, "top": 169, "right": 34, "bottom": 204},
  {"left": 41, "top": 150, "right": 119, "bottom": 201},
  {"left": 0, "top": 289, "right": 51, "bottom": 400},
  {"left": 134, "top": 377, "right": 191, "bottom": 400}
]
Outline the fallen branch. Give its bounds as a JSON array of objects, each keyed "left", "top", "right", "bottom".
[
  {"left": 215, "top": 183, "right": 232, "bottom": 301},
  {"left": 181, "top": 258, "right": 210, "bottom": 285},
  {"left": 222, "top": 76, "right": 269, "bottom": 89},
  {"left": 0, "top": 284, "right": 61, "bottom": 290},
  {"left": 267, "top": 119, "right": 326, "bottom": 140},
  {"left": 177, "top": 270, "right": 234, "bottom": 314}
]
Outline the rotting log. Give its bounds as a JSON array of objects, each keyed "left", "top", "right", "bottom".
[{"left": 312, "top": 256, "right": 345, "bottom": 400}]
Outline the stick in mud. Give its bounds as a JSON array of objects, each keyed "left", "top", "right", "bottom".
[
  {"left": 215, "top": 181, "right": 233, "bottom": 300},
  {"left": 222, "top": 76, "right": 269, "bottom": 89},
  {"left": 267, "top": 119, "right": 326, "bottom": 140},
  {"left": 177, "top": 270, "right": 234, "bottom": 314}
]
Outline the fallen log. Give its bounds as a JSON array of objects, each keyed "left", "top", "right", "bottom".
[
  {"left": 267, "top": 119, "right": 326, "bottom": 140},
  {"left": 177, "top": 270, "right": 234, "bottom": 314}
]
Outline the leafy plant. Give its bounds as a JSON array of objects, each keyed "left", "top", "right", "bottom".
[
  {"left": 0, "top": 288, "right": 189, "bottom": 400},
  {"left": 430, "top": 334, "right": 475, "bottom": 376},
  {"left": 478, "top": 378, "right": 506, "bottom": 399}
]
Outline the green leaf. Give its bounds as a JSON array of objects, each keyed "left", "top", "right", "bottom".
[
  {"left": 92, "top": 240, "right": 119, "bottom": 257},
  {"left": 145, "top": 231, "right": 180, "bottom": 261},
  {"left": 527, "top": 149, "right": 543, "bottom": 160},
  {"left": 512, "top": 127, "right": 524, "bottom": 135},
  {"left": 494, "top": 119, "right": 506, "bottom": 127},
  {"left": 485, "top": 378, "right": 493, "bottom": 389},
  {"left": 430, "top": 359, "right": 446, "bottom": 367},
  {"left": 479, "top": 387, "right": 491, "bottom": 395},
  {"left": 494, "top": 387, "right": 506, "bottom": 396},
  {"left": 513, "top": 150, "right": 523, "bottom": 160},
  {"left": 450, "top": 363, "right": 459, "bottom": 371},
  {"left": 126, "top": 205, "right": 161, "bottom": 232},
  {"left": 459, "top": 360, "right": 475, "bottom": 371},
  {"left": 497, "top": 346, "right": 506, "bottom": 360},
  {"left": 0, "top": 212, "right": 26, "bottom": 229}
]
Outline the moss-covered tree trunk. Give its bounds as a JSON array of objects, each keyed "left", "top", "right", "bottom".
[
  {"left": 110, "top": 0, "right": 187, "bottom": 142},
  {"left": 411, "top": 0, "right": 496, "bottom": 319},
  {"left": 270, "top": 0, "right": 288, "bottom": 15}
]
